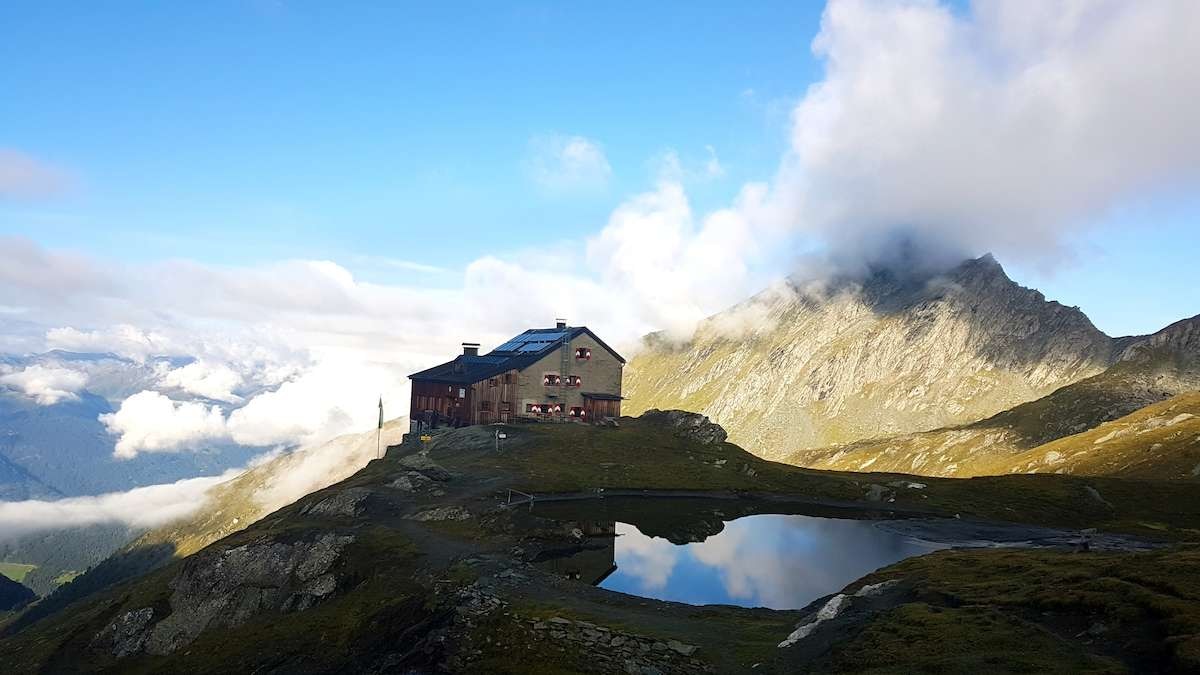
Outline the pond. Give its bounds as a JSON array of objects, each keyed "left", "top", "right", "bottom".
[
  {"left": 598, "top": 514, "right": 945, "bottom": 610},
  {"left": 527, "top": 498, "right": 952, "bottom": 611}
]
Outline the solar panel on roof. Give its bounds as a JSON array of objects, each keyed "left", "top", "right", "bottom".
[{"left": 493, "top": 329, "right": 571, "bottom": 353}]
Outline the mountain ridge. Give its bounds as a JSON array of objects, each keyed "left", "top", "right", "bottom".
[{"left": 624, "top": 255, "right": 1137, "bottom": 461}]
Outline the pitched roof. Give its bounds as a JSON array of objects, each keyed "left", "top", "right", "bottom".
[{"left": 408, "top": 325, "right": 625, "bottom": 385}]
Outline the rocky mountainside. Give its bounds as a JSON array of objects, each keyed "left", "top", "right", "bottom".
[
  {"left": 786, "top": 315, "right": 1200, "bottom": 477},
  {"left": 625, "top": 255, "right": 1122, "bottom": 461},
  {"left": 2, "top": 415, "right": 1198, "bottom": 672},
  {"left": 0, "top": 573, "right": 35, "bottom": 613},
  {"left": 3, "top": 418, "right": 408, "bottom": 632}
]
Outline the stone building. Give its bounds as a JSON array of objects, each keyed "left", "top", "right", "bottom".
[{"left": 407, "top": 321, "right": 624, "bottom": 429}]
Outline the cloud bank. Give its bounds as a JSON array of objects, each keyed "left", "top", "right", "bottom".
[
  {"left": 0, "top": 469, "right": 242, "bottom": 540},
  {"left": 0, "top": 364, "right": 89, "bottom": 405},
  {"left": 783, "top": 0, "right": 1200, "bottom": 273}
]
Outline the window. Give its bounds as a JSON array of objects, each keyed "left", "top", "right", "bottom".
[
  {"left": 457, "top": 388, "right": 466, "bottom": 398},
  {"left": 480, "top": 400, "right": 491, "bottom": 411},
  {"left": 488, "top": 378, "right": 498, "bottom": 388},
  {"left": 575, "top": 347, "right": 591, "bottom": 360},
  {"left": 569, "top": 406, "right": 585, "bottom": 417},
  {"left": 543, "top": 373, "right": 562, "bottom": 386},
  {"left": 548, "top": 403, "right": 563, "bottom": 414},
  {"left": 526, "top": 403, "right": 542, "bottom": 414},
  {"left": 500, "top": 402, "right": 511, "bottom": 413},
  {"left": 566, "top": 375, "right": 582, "bottom": 388},
  {"left": 504, "top": 373, "right": 513, "bottom": 384}
]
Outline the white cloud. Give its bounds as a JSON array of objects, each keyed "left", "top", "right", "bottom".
[
  {"left": 526, "top": 133, "right": 613, "bottom": 192},
  {"left": 0, "top": 468, "right": 242, "bottom": 540},
  {"left": 0, "top": 148, "right": 71, "bottom": 200},
  {"left": 0, "top": 2, "right": 1196, "bottom": 463},
  {"left": 703, "top": 145, "right": 724, "bottom": 179},
  {"left": 611, "top": 522, "right": 679, "bottom": 591},
  {"left": 783, "top": 0, "right": 1200, "bottom": 272},
  {"left": 226, "top": 357, "right": 409, "bottom": 448},
  {"left": 159, "top": 360, "right": 244, "bottom": 403},
  {"left": 651, "top": 147, "right": 725, "bottom": 183},
  {"left": 100, "top": 391, "right": 230, "bottom": 459},
  {"left": 46, "top": 324, "right": 177, "bottom": 362},
  {"left": 252, "top": 417, "right": 407, "bottom": 515},
  {"left": 0, "top": 364, "right": 89, "bottom": 405}
]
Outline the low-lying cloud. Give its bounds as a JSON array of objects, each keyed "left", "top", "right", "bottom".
[
  {"left": 0, "top": 469, "right": 242, "bottom": 540},
  {"left": 0, "top": 364, "right": 89, "bottom": 405}
]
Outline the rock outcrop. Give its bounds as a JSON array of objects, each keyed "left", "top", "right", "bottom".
[
  {"left": 93, "top": 532, "right": 355, "bottom": 657},
  {"left": 640, "top": 409, "right": 729, "bottom": 445}
]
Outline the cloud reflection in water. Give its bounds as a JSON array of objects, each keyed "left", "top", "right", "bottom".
[{"left": 603, "top": 515, "right": 943, "bottom": 609}]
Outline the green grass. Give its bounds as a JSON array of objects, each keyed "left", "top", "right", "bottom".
[
  {"left": 52, "top": 571, "right": 81, "bottom": 586},
  {"left": 4, "top": 414, "right": 1200, "bottom": 673},
  {"left": 825, "top": 546, "right": 1200, "bottom": 673},
  {"left": 424, "top": 420, "right": 1200, "bottom": 541},
  {"left": 0, "top": 564, "right": 36, "bottom": 584}
]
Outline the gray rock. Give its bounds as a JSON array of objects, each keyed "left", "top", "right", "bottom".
[
  {"left": 667, "top": 639, "right": 698, "bottom": 656},
  {"left": 407, "top": 505, "right": 471, "bottom": 521},
  {"left": 301, "top": 487, "right": 371, "bottom": 517},
  {"left": 92, "top": 607, "right": 155, "bottom": 658},
  {"left": 397, "top": 452, "right": 453, "bottom": 481},
  {"left": 388, "top": 471, "right": 434, "bottom": 492},
  {"left": 864, "top": 484, "right": 892, "bottom": 502},
  {"left": 640, "top": 410, "right": 728, "bottom": 445},
  {"left": 139, "top": 532, "right": 354, "bottom": 656}
]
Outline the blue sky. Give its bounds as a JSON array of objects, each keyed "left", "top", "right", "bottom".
[
  {"left": 1, "top": 3, "right": 817, "bottom": 265},
  {"left": 2, "top": 0, "right": 1198, "bottom": 338}
]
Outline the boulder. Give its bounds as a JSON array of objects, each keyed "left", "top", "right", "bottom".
[
  {"left": 93, "top": 532, "right": 356, "bottom": 657},
  {"left": 640, "top": 410, "right": 728, "bottom": 445}
]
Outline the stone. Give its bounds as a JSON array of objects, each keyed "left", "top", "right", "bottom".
[
  {"left": 407, "top": 505, "right": 471, "bottom": 521},
  {"left": 388, "top": 471, "right": 434, "bottom": 492},
  {"left": 396, "top": 452, "right": 453, "bottom": 481},
  {"left": 138, "top": 533, "right": 354, "bottom": 656},
  {"left": 778, "top": 594, "right": 850, "bottom": 648},
  {"left": 854, "top": 579, "right": 901, "bottom": 597},
  {"left": 301, "top": 488, "right": 371, "bottom": 518},
  {"left": 92, "top": 607, "right": 155, "bottom": 658},
  {"left": 640, "top": 409, "right": 728, "bottom": 445},
  {"left": 667, "top": 639, "right": 698, "bottom": 656},
  {"left": 864, "top": 484, "right": 891, "bottom": 502}
]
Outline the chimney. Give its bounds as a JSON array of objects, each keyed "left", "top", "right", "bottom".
[
  {"left": 462, "top": 342, "right": 480, "bottom": 356},
  {"left": 555, "top": 318, "right": 567, "bottom": 329}
]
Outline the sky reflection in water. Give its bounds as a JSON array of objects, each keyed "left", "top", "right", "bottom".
[{"left": 600, "top": 514, "right": 944, "bottom": 610}]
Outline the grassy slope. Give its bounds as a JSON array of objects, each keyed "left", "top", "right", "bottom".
[
  {"left": 1, "top": 417, "right": 1198, "bottom": 672},
  {"left": 789, "top": 348, "right": 1199, "bottom": 478},
  {"left": 980, "top": 391, "right": 1200, "bottom": 479},
  {"left": 806, "top": 546, "right": 1200, "bottom": 673},
  {"left": 0, "top": 563, "right": 36, "bottom": 584}
]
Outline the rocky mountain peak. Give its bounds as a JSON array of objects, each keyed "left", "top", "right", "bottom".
[{"left": 625, "top": 254, "right": 1119, "bottom": 459}]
